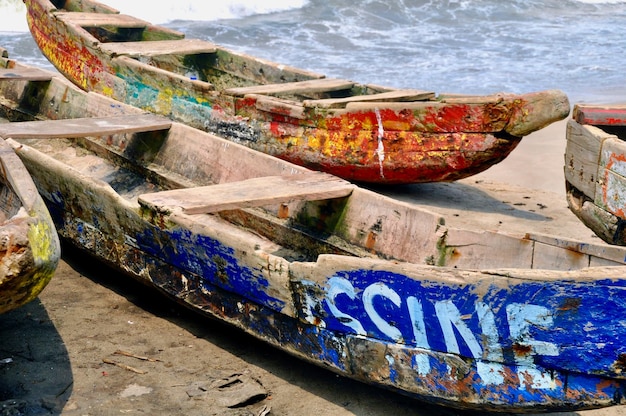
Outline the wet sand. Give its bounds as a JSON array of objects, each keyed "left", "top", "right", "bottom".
[{"left": 2, "top": 119, "right": 626, "bottom": 415}]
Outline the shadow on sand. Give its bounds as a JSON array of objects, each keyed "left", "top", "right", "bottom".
[
  {"left": 0, "top": 299, "right": 72, "bottom": 415},
  {"left": 369, "top": 181, "right": 552, "bottom": 222}
]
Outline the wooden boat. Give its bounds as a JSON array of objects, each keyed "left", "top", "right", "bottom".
[
  {"left": 2, "top": 53, "right": 626, "bottom": 412},
  {"left": 0, "top": 49, "right": 60, "bottom": 314},
  {"left": 566, "top": 104, "right": 626, "bottom": 245},
  {"left": 22, "top": 0, "right": 571, "bottom": 185}
]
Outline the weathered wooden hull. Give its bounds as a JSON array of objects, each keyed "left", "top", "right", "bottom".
[
  {"left": 24, "top": 0, "right": 570, "bottom": 184},
  {"left": 3, "top": 56, "right": 626, "bottom": 411},
  {"left": 0, "top": 53, "right": 60, "bottom": 313},
  {"left": 565, "top": 104, "right": 626, "bottom": 245}
]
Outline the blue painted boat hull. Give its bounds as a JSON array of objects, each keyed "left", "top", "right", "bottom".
[
  {"left": 2, "top": 63, "right": 626, "bottom": 411},
  {"left": 10, "top": 152, "right": 626, "bottom": 411}
]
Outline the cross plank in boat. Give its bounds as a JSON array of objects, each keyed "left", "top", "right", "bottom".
[
  {"left": 0, "top": 67, "right": 53, "bottom": 81},
  {"left": 54, "top": 11, "right": 149, "bottom": 28},
  {"left": 303, "top": 89, "right": 436, "bottom": 108},
  {"left": 0, "top": 114, "right": 171, "bottom": 139},
  {"left": 138, "top": 172, "right": 355, "bottom": 215},
  {"left": 252, "top": 95, "right": 307, "bottom": 119},
  {"left": 574, "top": 104, "right": 626, "bottom": 126},
  {"left": 224, "top": 78, "right": 355, "bottom": 97},
  {"left": 99, "top": 39, "right": 217, "bottom": 57}
]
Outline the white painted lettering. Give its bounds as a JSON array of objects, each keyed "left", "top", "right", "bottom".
[
  {"left": 407, "top": 296, "right": 432, "bottom": 374},
  {"left": 363, "top": 283, "right": 403, "bottom": 342},
  {"left": 435, "top": 300, "right": 483, "bottom": 358},
  {"left": 325, "top": 276, "right": 366, "bottom": 335},
  {"left": 317, "top": 278, "right": 561, "bottom": 390}
]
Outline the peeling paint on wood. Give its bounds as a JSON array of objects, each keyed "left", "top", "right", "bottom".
[
  {"left": 23, "top": 0, "right": 570, "bottom": 184},
  {"left": 0, "top": 125, "right": 60, "bottom": 314},
  {"left": 2, "top": 56, "right": 626, "bottom": 411},
  {"left": 566, "top": 105, "right": 626, "bottom": 246}
]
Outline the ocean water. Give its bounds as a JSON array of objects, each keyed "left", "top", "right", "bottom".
[{"left": 0, "top": 0, "right": 625, "bottom": 103}]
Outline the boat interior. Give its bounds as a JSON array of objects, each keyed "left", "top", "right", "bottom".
[
  {"left": 47, "top": 0, "right": 440, "bottom": 104},
  {"left": 2, "top": 58, "right": 625, "bottom": 275},
  {"left": 0, "top": 62, "right": 422, "bottom": 263}
]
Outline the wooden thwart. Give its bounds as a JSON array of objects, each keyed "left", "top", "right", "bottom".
[
  {"left": 225, "top": 78, "right": 355, "bottom": 97},
  {"left": 0, "top": 67, "right": 53, "bottom": 81},
  {"left": 0, "top": 114, "right": 171, "bottom": 139},
  {"left": 252, "top": 95, "right": 306, "bottom": 119},
  {"left": 303, "top": 89, "right": 436, "bottom": 108},
  {"left": 99, "top": 39, "right": 217, "bottom": 57},
  {"left": 138, "top": 172, "right": 355, "bottom": 215},
  {"left": 54, "top": 11, "right": 148, "bottom": 28}
]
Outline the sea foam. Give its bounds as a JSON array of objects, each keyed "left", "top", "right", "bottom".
[{"left": 104, "top": 0, "right": 309, "bottom": 23}]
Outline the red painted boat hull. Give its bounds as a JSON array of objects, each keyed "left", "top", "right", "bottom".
[{"left": 24, "top": 0, "right": 570, "bottom": 184}]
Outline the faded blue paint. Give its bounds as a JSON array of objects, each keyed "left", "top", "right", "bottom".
[
  {"left": 135, "top": 226, "right": 286, "bottom": 313},
  {"left": 244, "top": 311, "right": 348, "bottom": 372},
  {"left": 597, "top": 277, "right": 626, "bottom": 288},
  {"left": 39, "top": 186, "right": 286, "bottom": 313},
  {"left": 112, "top": 73, "right": 159, "bottom": 113},
  {"left": 386, "top": 355, "right": 399, "bottom": 384},
  {"left": 166, "top": 264, "right": 626, "bottom": 407},
  {"left": 170, "top": 96, "right": 215, "bottom": 131}
]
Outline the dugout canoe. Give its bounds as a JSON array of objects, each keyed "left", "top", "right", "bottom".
[
  {"left": 566, "top": 104, "right": 626, "bottom": 245},
  {"left": 3, "top": 54, "right": 626, "bottom": 412},
  {"left": 23, "top": 0, "right": 570, "bottom": 185},
  {"left": 0, "top": 49, "right": 60, "bottom": 314}
]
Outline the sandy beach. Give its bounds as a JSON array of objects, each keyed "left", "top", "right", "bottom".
[{"left": 2, "top": 118, "right": 626, "bottom": 416}]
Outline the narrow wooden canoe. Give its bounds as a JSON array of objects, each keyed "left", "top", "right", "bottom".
[
  {"left": 23, "top": 0, "right": 571, "bottom": 184},
  {"left": 565, "top": 104, "right": 626, "bottom": 245},
  {"left": 2, "top": 53, "right": 626, "bottom": 412},
  {"left": 0, "top": 50, "right": 60, "bottom": 314}
]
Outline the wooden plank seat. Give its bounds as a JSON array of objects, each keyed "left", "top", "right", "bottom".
[
  {"left": 224, "top": 78, "right": 355, "bottom": 97},
  {"left": 251, "top": 95, "right": 306, "bottom": 119},
  {"left": 303, "top": 89, "right": 436, "bottom": 109},
  {"left": 0, "top": 67, "right": 53, "bottom": 81},
  {"left": 138, "top": 171, "right": 355, "bottom": 215},
  {"left": 54, "top": 11, "right": 149, "bottom": 28},
  {"left": 0, "top": 114, "right": 171, "bottom": 139},
  {"left": 99, "top": 39, "right": 217, "bottom": 57}
]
